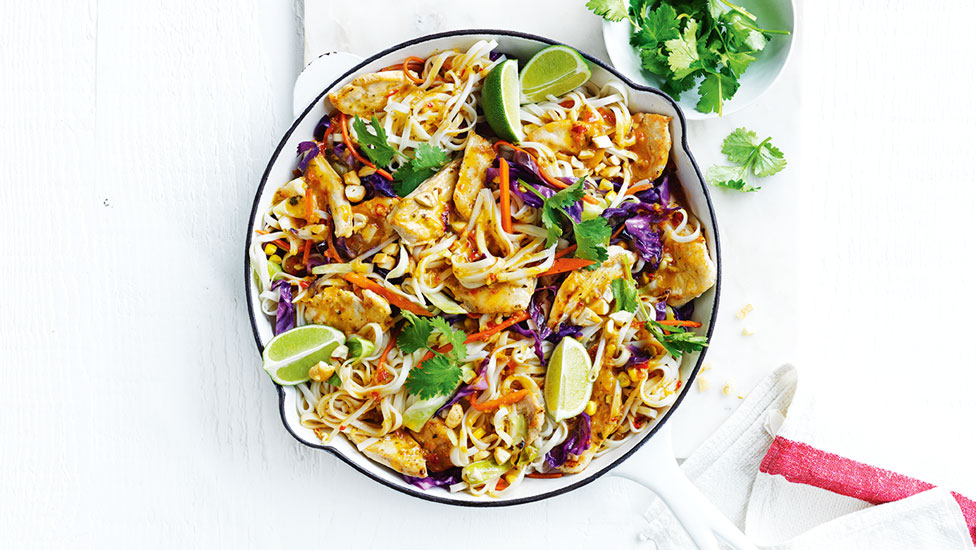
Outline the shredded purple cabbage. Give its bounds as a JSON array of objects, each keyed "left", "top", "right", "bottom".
[
  {"left": 313, "top": 114, "right": 332, "bottom": 141},
  {"left": 626, "top": 344, "right": 653, "bottom": 367},
  {"left": 545, "top": 413, "right": 592, "bottom": 468},
  {"left": 361, "top": 172, "right": 396, "bottom": 198},
  {"left": 333, "top": 237, "right": 355, "bottom": 261},
  {"left": 296, "top": 141, "right": 319, "bottom": 172},
  {"left": 271, "top": 280, "right": 295, "bottom": 335},
  {"left": 673, "top": 302, "right": 695, "bottom": 321},
  {"left": 654, "top": 301, "right": 667, "bottom": 321},
  {"left": 488, "top": 51, "right": 505, "bottom": 62},
  {"left": 547, "top": 324, "right": 583, "bottom": 342},
  {"left": 404, "top": 467, "right": 461, "bottom": 490},
  {"left": 305, "top": 254, "right": 327, "bottom": 270},
  {"left": 623, "top": 217, "right": 663, "bottom": 267}
]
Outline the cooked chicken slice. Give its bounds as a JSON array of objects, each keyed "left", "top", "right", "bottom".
[
  {"left": 304, "top": 285, "right": 393, "bottom": 333},
  {"left": 628, "top": 113, "right": 672, "bottom": 181},
  {"left": 327, "top": 71, "right": 412, "bottom": 118},
  {"left": 646, "top": 219, "right": 716, "bottom": 307},
  {"left": 524, "top": 119, "right": 594, "bottom": 156},
  {"left": 387, "top": 160, "right": 460, "bottom": 245},
  {"left": 304, "top": 155, "right": 354, "bottom": 238},
  {"left": 443, "top": 276, "right": 535, "bottom": 314},
  {"left": 411, "top": 417, "right": 455, "bottom": 473},
  {"left": 453, "top": 133, "right": 494, "bottom": 220},
  {"left": 350, "top": 430, "right": 428, "bottom": 478},
  {"left": 558, "top": 361, "right": 623, "bottom": 474},
  {"left": 345, "top": 196, "right": 398, "bottom": 255},
  {"left": 548, "top": 246, "right": 635, "bottom": 328},
  {"left": 514, "top": 391, "right": 545, "bottom": 445}
]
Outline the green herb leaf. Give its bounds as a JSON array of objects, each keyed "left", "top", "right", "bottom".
[
  {"left": 696, "top": 69, "right": 739, "bottom": 115},
  {"left": 351, "top": 116, "right": 396, "bottom": 167},
  {"left": 430, "top": 316, "right": 467, "bottom": 364},
  {"left": 721, "top": 127, "right": 761, "bottom": 164},
  {"left": 611, "top": 278, "right": 639, "bottom": 313},
  {"left": 397, "top": 311, "right": 433, "bottom": 354},
  {"left": 712, "top": 178, "right": 761, "bottom": 192},
  {"left": 392, "top": 143, "right": 449, "bottom": 196},
  {"left": 585, "top": 0, "right": 630, "bottom": 22},
  {"left": 645, "top": 320, "right": 709, "bottom": 357},
  {"left": 751, "top": 142, "right": 787, "bottom": 177},
  {"left": 573, "top": 217, "right": 612, "bottom": 264},
  {"left": 404, "top": 353, "right": 463, "bottom": 400},
  {"left": 665, "top": 19, "right": 702, "bottom": 79},
  {"left": 707, "top": 128, "right": 787, "bottom": 191}
]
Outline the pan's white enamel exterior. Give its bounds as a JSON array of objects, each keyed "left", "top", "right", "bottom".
[{"left": 245, "top": 30, "right": 721, "bottom": 507}]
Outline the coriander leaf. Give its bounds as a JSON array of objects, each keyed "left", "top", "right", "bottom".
[
  {"left": 696, "top": 69, "right": 739, "bottom": 115},
  {"left": 411, "top": 143, "right": 448, "bottom": 170},
  {"left": 713, "top": 178, "right": 761, "bottom": 192},
  {"left": 541, "top": 178, "right": 586, "bottom": 247},
  {"left": 721, "top": 127, "right": 760, "bottom": 164},
  {"left": 548, "top": 178, "right": 585, "bottom": 210},
  {"left": 327, "top": 373, "right": 342, "bottom": 386},
  {"left": 752, "top": 141, "right": 787, "bottom": 177},
  {"left": 646, "top": 320, "right": 708, "bottom": 358},
  {"left": 722, "top": 50, "right": 756, "bottom": 78},
  {"left": 661, "top": 73, "right": 697, "bottom": 98},
  {"left": 611, "top": 278, "right": 639, "bottom": 313},
  {"left": 726, "top": 13, "right": 767, "bottom": 52},
  {"left": 351, "top": 116, "right": 396, "bottom": 167},
  {"left": 404, "top": 353, "right": 463, "bottom": 399},
  {"left": 638, "top": 47, "right": 671, "bottom": 76},
  {"left": 573, "top": 217, "right": 612, "bottom": 264},
  {"left": 665, "top": 19, "right": 701, "bottom": 79},
  {"left": 430, "top": 316, "right": 468, "bottom": 364},
  {"left": 541, "top": 206, "right": 564, "bottom": 247},
  {"left": 706, "top": 164, "right": 749, "bottom": 187},
  {"left": 397, "top": 311, "right": 432, "bottom": 354},
  {"left": 641, "top": 4, "right": 680, "bottom": 44},
  {"left": 392, "top": 143, "right": 449, "bottom": 196},
  {"left": 585, "top": 0, "right": 629, "bottom": 21}
]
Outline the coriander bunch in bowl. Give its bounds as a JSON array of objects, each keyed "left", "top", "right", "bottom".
[{"left": 593, "top": 0, "right": 793, "bottom": 118}]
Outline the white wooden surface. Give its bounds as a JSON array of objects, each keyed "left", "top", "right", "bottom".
[{"left": 2, "top": 0, "right": 974, "bottom": 548}]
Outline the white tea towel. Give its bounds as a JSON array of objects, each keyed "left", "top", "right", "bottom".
[{"left": 640, "top": 366, "right": 975, "bottom": 549}]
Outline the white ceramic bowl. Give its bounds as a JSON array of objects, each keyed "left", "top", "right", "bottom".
[
  {"left": 245, "top": 30, "right": 721, "bottom": 507},
  {"left": 603, "top": 0, "right": 795, "bottom": 119}
]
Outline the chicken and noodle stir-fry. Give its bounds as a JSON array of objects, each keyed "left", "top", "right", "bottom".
[{"left": 250, "top": 40, "right": 716, "bottom": 496}]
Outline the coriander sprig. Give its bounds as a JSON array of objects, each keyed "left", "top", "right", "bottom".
[
  {"left": 707, "top": 127, "right": 787, "bottom": 192},
  {"left": 522, "top": 178, "right": 612, "bottom": 265},
  {"left": 399, "top": 313, "right": 468, "bottom": 399}
]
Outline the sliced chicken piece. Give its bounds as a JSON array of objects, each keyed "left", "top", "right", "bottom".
[
  {"left": 327, "top": 71, "right": 412, "bottom": 118},
  {"left": 387, "top": 160, "right": 460, "bottom": 245},
  {"left": 345, "top": 196, "right": 398, "bottom": 255},
  {"left": 558, "top": 360, "right": 624, "bottom": 474},
  {"left": 524, "top": 119, "right": 595, "bottom": 156},
  {"left": 443, "top": 276, "right": 535, "bottom": 314},
  {"left": 350, "top": 430, "right": 428, "bottom": 478},
  {"left": 453, "top": 133, "right": 494, "bottom": 220},
  {"left": 304, "top": 155, "right": 353, "bottom": 238},
  {"left": 646, "top": 219, "right": 716, "bottom": 307},
  {"left": 549, "top": 246, "right": 635, "bottom": 329},
  {"left": 514, "top": 391, "right": 545, "bottom": 446},
  {"left": 304, "top": 285, "right": 393, "bottom": 333},
  {"left": 411, "top": 417, "right": 455, "bottom": 473},
  {"left": 628, "top": 113, "right": 672, "bottom": 181}
]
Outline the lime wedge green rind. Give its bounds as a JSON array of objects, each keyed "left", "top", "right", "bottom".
[
  {"left": 482, "top": 59, "right": 523, "bottom": 143},
  {"left": 262, "top": 325, "right": 345, "bottom": 385},
  {"left": 544, "top": 336, "right": 595, "bottom": 422},
  {"left": 519, "top": 45, "right": 592, "bottom": 104}
]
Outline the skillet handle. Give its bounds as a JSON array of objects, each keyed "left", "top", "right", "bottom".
[
  {"left": 293, "top": 52, "right": 365, "bottom": 118},
  {"left": 611, "top": 423, "right": 758, "bottom": 550}
]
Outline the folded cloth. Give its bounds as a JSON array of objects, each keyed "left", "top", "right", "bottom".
[{"left": 640, "top": 366, "right": 975, "bottom": 549}]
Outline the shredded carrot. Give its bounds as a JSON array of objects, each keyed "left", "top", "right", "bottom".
[
  {"left": 321, "top": 220, "right": 342, "bottom": 263},
  {"left": 339, "top": 113, "right": 393, "bottom": 180},
  {"left": 610, "top": 224, "right": 626, "bottom": 241},
  {"left": 302, "top": 239, "right": 312, "bottom": 267},
  {"left": 499, "top": 158, "right": 512, "bottom": 233},
  {"left": 493, "top": 141, "right": 599, "bottom": 205},
  {"left": 538, "top": 257, "right": 596, "bottom": 277},
  {"left": 526, "top": 472, "right": 564, "bottom": 479},
  {"left": 494, "top": 478, "right": 510, "bottom": 490},
  {"left": 402, "top": 56, "right": 425, "bottom": 84},
  {"left": 656, "top": 320, "right": 702, "bottom": 328},
  {"left": 469, "top": 389, "right": 530, "bottom": 412},
  {"left": 254, "top": 229, "right": 292, "bottom": 251},
  {"left": 554, "top": 245, "right": 576, "bottom": 260},
  {"left": 371, "top": 330, "right": 399, "bottom": 384},
  {"left": 342, "top": 272, "right": 432, "bottom": 317},
  {"left": 304, "top": 186, "right": 316, "bottom": 221},
  {"left": 625, "top": 183, "right": 655, "bottom": 196}
]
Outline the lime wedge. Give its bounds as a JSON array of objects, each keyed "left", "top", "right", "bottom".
[
  {"left": 262, "top": 325, "right": 346, "bottom": 385},
  {"left": 519, "top": 45, "right": 591, "bottom": 104},
  {"left": 544, "top": 337, "right": 594, "bottom": 422},
  {"left": 482, "top": 59, "right": 523, "bottom": 142},
  {"left": 346, "top": 335, "right": 375, "bottom": 363}
]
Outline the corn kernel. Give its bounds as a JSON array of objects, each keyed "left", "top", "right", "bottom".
[
  {"left": 264, "top": 243, "right": 277, "bottom": 256},
  {"left": 598, "top": 179, "right": 613, "bottom": 191},
  {"left": 585, "top": 400, "right": 597, "bottom": 416},
  {"left": 494, "top": 447, "right": 511, "bottom": 465},
  {"left": 269, "top": 254, "right": 283, "bottom": 264},
  {"left": 471, "top": 427, "right": 486, "bottom": 440},
  {"left": 606, "top": 191, "right": 617, "bottom": 201},
  {"left": 504, "top": 470, "right": 520, "bottom": 484},
  {"left": 351, "top": 260, "right": 369, "bottom": 274},
  {"left": 627, "top": 367, "right": 644, "bottom": 383},
  {"left": 358, "top": 165, "right": 377, "bottom": 177},
  {"left": 616, "top": 372, "right": 631, "bottom": 388}
]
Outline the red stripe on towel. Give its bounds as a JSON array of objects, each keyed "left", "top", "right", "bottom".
[{"left": 760, "top": 436, "right": 976, "bottom": 545}]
